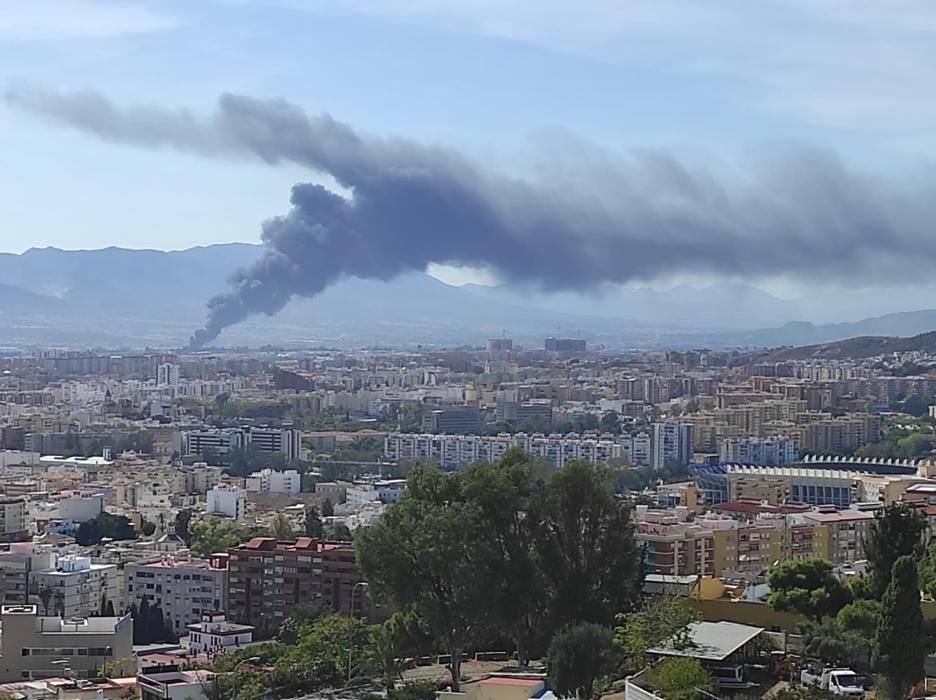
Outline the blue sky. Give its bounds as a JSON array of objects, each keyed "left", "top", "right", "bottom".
[{"left": 2, "top": 0, "right": 936, "bottom": 285}]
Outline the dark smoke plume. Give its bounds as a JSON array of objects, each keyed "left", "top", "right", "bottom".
[{"left": 8, "top": 87, "right": 936, "bottom": 348}]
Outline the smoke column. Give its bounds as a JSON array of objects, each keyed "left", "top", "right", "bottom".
[{"left": 8, "top": 87, "right": 936, "bottom": 348}]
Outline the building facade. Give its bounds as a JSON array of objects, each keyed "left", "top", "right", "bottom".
[
  {"left": 226, "top": 537, "right": 369, "bottom": 633},
  {"left": 125, "top": 555, "right": 228, "bottom": 637}
]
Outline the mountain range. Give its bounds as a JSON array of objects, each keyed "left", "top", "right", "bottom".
[{"left": 0, "top": 244, "right": 935, "bottom": 350}]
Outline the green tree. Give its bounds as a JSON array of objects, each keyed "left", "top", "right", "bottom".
[
  {"left": 174, "top": 509, "right": 193, "bottom": 544},
  {"left": 614, "top": 597, "right": 700, "bottom": 675},
  {"left": 356, "top": 467, "right": 491, "bottom": 691},
  {"left": 530, "top": 460, "right": 642, "bottom": 628},
  {"left": 835, "top": 599, "right": 880, "bottom": 638},
  {"left": 304, "top": 505, "right": 324, "bottom": 538},
  {"left": 650, "top": 657, "right": 712, "bottom": 700},
  {"left": 362, "top": 618, "right": 405, "bottom": 692},
  {"left": 270, "top": 513, "right": 294, "bottom": 540},
  {"left": 546, "top": 623, "right": 615, "bottom": 700},
  {"left": 874, "top": 555, "right": 924, "bottom": 700},
  {"left": 766, "top": 558, "right": 851, "bottom": 622},
  {"left": 189, "top": 517, "right": 249, "bottom": 557},
  {"left": 864, "top": 503, "right": 927, "bottom": 597},
  {"left": 460, "top": 450, "right": 545, "bottom": 665}
]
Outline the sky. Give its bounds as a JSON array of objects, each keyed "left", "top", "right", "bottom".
[{"left": 3, "top": 1, "right": 936, "bottom": 292}]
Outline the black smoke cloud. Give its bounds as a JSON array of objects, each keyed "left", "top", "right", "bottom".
[{"left": 8, "top": 87, "right": 936, "bottom": 348}]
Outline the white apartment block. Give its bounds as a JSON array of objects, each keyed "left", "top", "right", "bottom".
[
  {"left": 651, "top": 422, "right": 694, "bottom": 470},
  {"left": 245, "top": 468, "right": 301, "bottom": 494},
  {"left": 206, "top": 485, "right": 246, "bottom": 520},
  {"left": 175, "top": 427, "right": 301, "bottom": 462},
  {"left": 29, "top": 555, "right": 120, "bottom": 619},
  {"left": 126, "top": 555, "right": 228, "bottom": 637},
  {"left": 385, "top": 432, "right": 634, "bottom": 470},
  {"left": 719, "top": 436, "right": 798, "bottom": 466}
]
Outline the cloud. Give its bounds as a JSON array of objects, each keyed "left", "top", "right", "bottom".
[
  {"left": 274, "top": 0, "right": 936, "bottom": 135},
  {"left": 9, "top": 87, "right": 936, "bottom": 347},
  {"left": 0, "top": 0, "right": 178, "bottom": 41}
]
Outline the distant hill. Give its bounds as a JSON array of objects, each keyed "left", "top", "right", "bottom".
[{"left": 761, "top": 330, "right": 936, "bottom": 361}]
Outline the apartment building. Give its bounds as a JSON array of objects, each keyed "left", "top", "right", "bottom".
[
  {"left": 175, "top": 427, "right": 301, "bottom": 462},
  {"left": 0, "top": 604, "right": 133, "bottom": 681},
  {"left": 802, "top": 510, "right": 874, "bottom": 565},
  {"left": 651, "top": 422, "right": 693, "bottom": 470},
  {"left": 0, "top": 497, "right": 28, "bottom": 541},
  {"left": 207, "top": 485, "right": 246, "bottom": 520},
  {"left": 384, "top": 432, "right": 635, "bottom": 470},
  {"left": 125, "top": 554, "right": 228, "bottom": 637},
  {"left": 226, "top": 537, "right": 368, "bottom": 633},
  {"left": 719, "top": 436, "right": 797, "bottom": 466},
  {"left": 29, "top": 555, "right": 120, "bottom": 619},
  {"left": 245, "top": 468, "right": 301, "bottom": 494}
]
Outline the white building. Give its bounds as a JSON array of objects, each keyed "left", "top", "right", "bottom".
[
  {"left": 651, "top": 422, "right": 693, "bottom": 471},
  {"left": 245, "top": 468, "right": 301, "bottom": 494},
  {"left": 175, "top": 427, "right": 301, "bottom": 463},
  {"left": 345, "top": 479, "right": 407, "bottom": 507},
  {"left": 125, "top": 554, "right": 229, "bottom": 637},
  {"left": 55, "top": 492, "right": 104, "bottom": 524},
  {"left": 206, "top": 485, "right": 246, "bottom": 520},
  {"left": 186, "top": 611, "right": 253, "bottom": 655},
  {"left": 29, "top": 555, "right": 120, "bottom": 619},
  {"left": 719, "top": 436, "right": 797, "bottom": 466},
  {"left": 156, "top": 363, "right": 181, "bottom": 387}
]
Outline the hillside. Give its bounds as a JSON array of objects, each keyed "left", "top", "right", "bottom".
[{"left": 761, "top": 330, "right": 936, "bottom": 361}]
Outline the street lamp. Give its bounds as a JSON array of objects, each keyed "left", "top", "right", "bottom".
[
  {"left": 234, "top": 656, "right": 261, "bottom": 672},
  {"left": 348, "top": 582, "right": 369, "bottom": 682}
]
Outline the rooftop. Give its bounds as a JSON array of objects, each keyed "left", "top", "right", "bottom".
[
  {"left": 803, "top": 510, "right": 874, "bottom": 524},
  {"left": 647, "top": 621, "right": 764, "bottom": 662}
]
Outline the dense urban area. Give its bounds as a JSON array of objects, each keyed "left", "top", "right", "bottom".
[{"left": 0, "top": 338, "right": 931, "bottom": 699}]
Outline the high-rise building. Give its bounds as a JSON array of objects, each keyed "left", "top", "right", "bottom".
[
  {"left": 29, "top": 555, "right": 120, "bottom": 619},
  {"left": 226, "top": 537, "right": 372, "bottom": 634},
  {"left": 125, "top": 554, "right": 229, "bottom": 637},
  {"left": 651, "top": 422, "right": 693, "bottom": 470}
]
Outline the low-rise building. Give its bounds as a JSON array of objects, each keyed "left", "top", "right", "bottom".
[
  {"left": 186, "top": 611, "right": 253, "bottom": 656},
  {"left": 0, "top": 604, "right": 133, "bottom": 681}
]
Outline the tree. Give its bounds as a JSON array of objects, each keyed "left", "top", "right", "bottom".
[
  {"left": 174, "top": 509, "right": 193, "bottom": 544},
  {"left": 321, "top": 498, "right": 335, "bottom": 518},
  {"left": 614, "top": 597, "right": 700, "bottom": 675},
  {"left": 766, "top": 558, "right": 851, "bottom": 622},
  {"left": 188, "top": 517, "right": 248, "bottom": 557},
  {"left": 270, "top": 513, "right": 294, "bottom": 540},
  {"left": 835, "top": 599, "right": 880, "bottom": 638},
  {"left": 546, "top": 623, "right": 615, "bottom": 700},
  {"left": 304, "top": 505, "right": 324, "bottom": 538},
  {"left": 864, "top": 503, "right": 927, "bottom": 597},
  {"left": 460, "top": 451, "right": 545, "bottom": 665},
  {"left": 362, "top": 618, "right": 405, "bottom": 692},
  {"left": 75, "top": 512, "right": 137, "bottom": 546},
  {"left": 356, "top": 467, "right": 491, "bottom": 691},
  {"left": 874, "top": 556, "right": 924, "bottom": 700},
  {"left": 530, "top": 460, "right": 642, "bottom": 628},
  {"left": 650, "top": 658, "right": 712, "bottom": 700}
]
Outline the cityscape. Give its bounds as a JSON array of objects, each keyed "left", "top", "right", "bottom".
[{"left": 4, "top": 2, "right": 936, "bottom": 700}]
